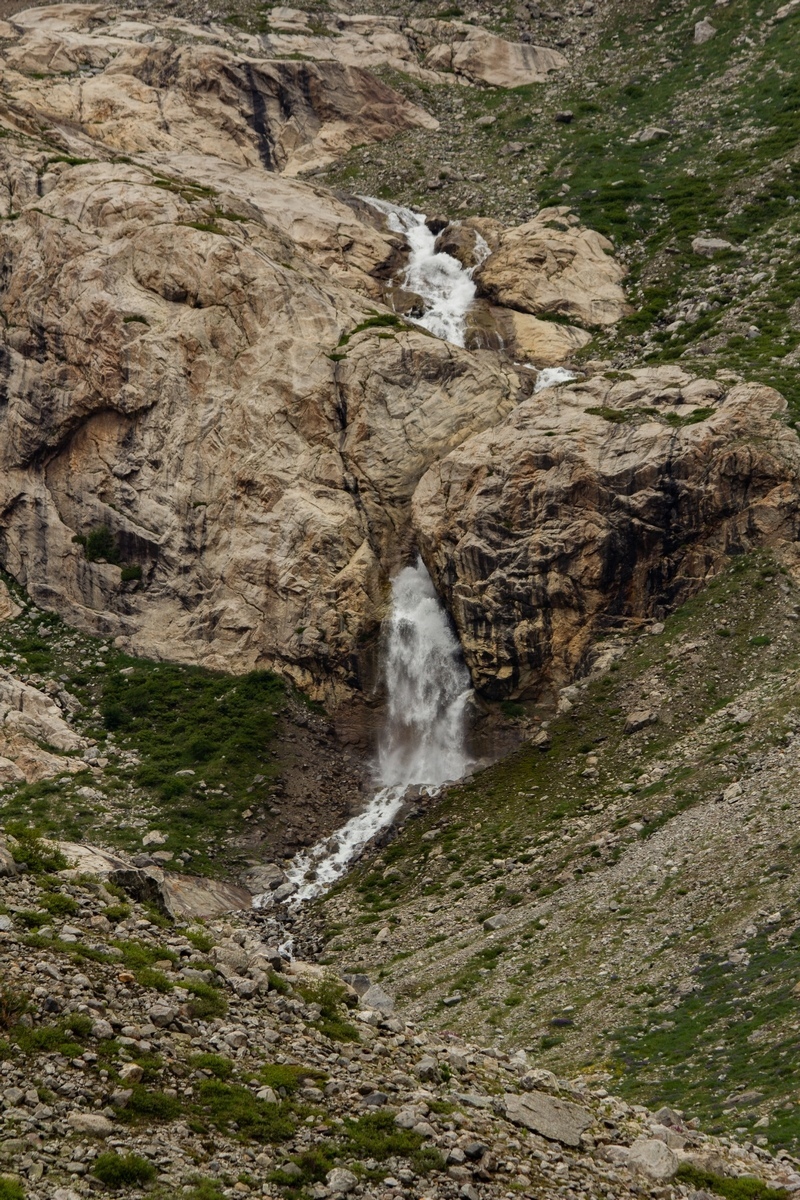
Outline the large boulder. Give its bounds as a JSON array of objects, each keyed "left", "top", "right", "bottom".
[
  {"left": 475, "top": 207, "right": 630, "bottom": 328},
  {"left": 504, "top": 1090, "right": 592, "bottom": 1147},
  {"left": 413, "top": 367, "right": 800, "bottom": 699}
]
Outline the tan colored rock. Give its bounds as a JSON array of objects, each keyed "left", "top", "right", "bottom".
[
  {"left": 0, "top": 670, "right": 89, "bottom": 782},
  {"left": 0, "top": 152, "right": 520, "bottom": 701},
  {"left": 491, "top": 308, "right": 592, "bottom": 364},
  {"left": 0, "top": 581, "right": 21, "bottom": 623},
  {"left": 476, "top": 207, "right": 630, "bottom": 327},
  {"left": 3, "top": 6, "right": 437, "bottom": 176},
  {"left": 412, "top": 368, "right": 800, "bottom": 699},
  {"left": 423, "top": 25, "right": 568, "bottom": 87},
  {"left": 504, "top": 1090, "right": 592, "bottom": 1146}
]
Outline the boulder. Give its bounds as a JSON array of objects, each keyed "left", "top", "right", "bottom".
[
  {"left": 624, "top": 710, "right": 658, "bottom": 734},
  {"left": 504, "top": 1090, "right": 592, "bottom": 1146},
  {"left": 628, "top": 1136, "right": 680, "bottom": 1180},
  {"left": 327, "top": 1169, "right": 358, "bottom": 1195},
  {"left": 692, "top": 236, "right": 740, "bottom": 256},
  {"left": 475, "top": 208, "right": 630, "bottom": 328},
  {"left": 67, "top": 1112, "right": 115, "bottom": 1137},
  {"left": 424, "top": 28, "right": 567, "bottom": 88},
  {"left": 360, "top": 983, "right": 395, "bottom": 1015},
  {"left": 412, "top": 367, "right": 800, "bottom": 700}
]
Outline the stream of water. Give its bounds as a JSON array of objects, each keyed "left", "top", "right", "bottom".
[
  {"left": 269, "top": 560, "right": 472, "bottom": 905},
  {"left": 361, "top": 197, "right": 489, "bottom": 347}
]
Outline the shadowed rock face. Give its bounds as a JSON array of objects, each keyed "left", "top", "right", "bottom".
[{"left": 412, "top": 367, "right": 800, "bottom": 701}]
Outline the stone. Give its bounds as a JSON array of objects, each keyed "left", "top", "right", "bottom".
[
  {"left": 0, "top": 915, "right": 12, "bottom": 932},
  {"left": 415, "top": 1055, "right": 441, "bottom": 1082},
  {"left": 423, "top": 26, "right": 566, "bottom": 87},
  {"left": 628, "top": 1136, "right": 680, "bottom": 1180},
  {"left": 483, "top": 914, "right": 510, "bottom": 931},
  {"left": 327, "top": 1168, "right": 358, "bottom": 1194},
  {"left": 360, "top": 983, "right": 395, "bottom": 1014},
  {"left": 694, "top": 18, "right": 717, "bottom": 43},
  {"left": 413, "top": 368, "right": 800, "bottom": 701},
  {"left": 503, "top": 1090, "right": 592, "bottom": 1146},
  {"left": 67, "top": 1112, "right": 115, "bottom": 1136},
  {"left": 691, "top": 236, "right": 739, "bottom": 256},
  {"left": 0, "top": 841, "right": 16, "bottom": 878},
  {"left": 142, "top": 830, "right": 167, "bottom": 846},
  {"left": 624, "top": 710, "right": 658, "bottom": 735},
  {"left": 119, "top": 1062, "right": 144, "bottom": 1083},
  {"left": 637, "top": 126, "right": 671, "bottom": 142},
  {"left": 148, "top": 1003, "right": 178, "bottom": 1027},
  {"left": 91, "top": 1019, "right": 115, "bottom": 1040},
  {"left": 475, "top": 207, "right": 629, "bottom": 328}
]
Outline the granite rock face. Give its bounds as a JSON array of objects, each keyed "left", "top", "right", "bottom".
[{"left": 412, "top": 367, "right": 800, "bottom": 700}]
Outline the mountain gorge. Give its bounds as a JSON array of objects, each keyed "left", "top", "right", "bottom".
[{"left": 0, "top": 0, "right": 799, "bottom": 1197}]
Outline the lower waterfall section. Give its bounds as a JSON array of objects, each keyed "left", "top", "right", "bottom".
[{"left": 264, "top": 559, "right": 472, "bottom": 905}]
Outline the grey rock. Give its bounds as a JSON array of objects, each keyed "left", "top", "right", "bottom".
[
  {"left": 624, "top": 709, "right": 658, "bottom": 734},
  {"left": 91, "top": 1019, "right": 115, "bottom": 1040},
  {"left": 691, "top": 236, "right": 739, "bottom": 257},
  {"left": 147, "top": 1003, "right": 178, "bottom": 1027},
  {"left": 628, "top": 1136, "right": 680, "bottom": 1180},
  {"left": 0, "top": 840, "right": 18, "bottom": 877},
  {"left": 0, "top": 915, "right": 13, "bottom": 932},
  {"left": 483, "top": 913, "right": 510, "bottom": 931},
  {"left": 504, "top": 1090, "right": 592, "bottom": 1147},
  {"left": 694, "top": 18, "right": 716, "bottom": 43},
  {"left": 67, "top": 1111, "right": 115, "bottom": 1136},
  {"left": 415, "top": 1055, "right": 440, "bottom": 1082},
  {"left": 360, "top": 983, "right": 394, "bottom": 1014},
  {"left": 327, "top": 1168, "right": 358, "bottom": 1194}
]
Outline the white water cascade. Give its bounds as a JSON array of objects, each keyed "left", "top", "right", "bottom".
[
  {"left": 272, "top": 559, "right": 472, "bottom": 904},
  {"left": 361, "top": 197, "right": 489, "bottom": 347}
]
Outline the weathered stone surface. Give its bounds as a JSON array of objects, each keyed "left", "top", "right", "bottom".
[
  {"left": 475, "top": 207, "right": 630, "bottom": 328},
  {"left": 68, "top": 1111, "right": 115, "bottom": 1136},
  {"left": 421, "top": 23, "right": 567, "bottom": 87},
  {"left": 0, "top": 671, "right": 89, "bottom": 783},
  {"left": 3, "top": 6, "right": 437, "bottom": 176},
  {"left": 413, "top": 367, "right": 800, "bottom": 700},
  {"left": 0, "top": 152, "right": 520, "bottom": 702},
  {"left": 628, "top": 1137, "right": 680, "bottom": 1180},
  {"left": 261, "top": 12, "right": 567, "bottom": 88},
  {"left": 504, "top": 1090, "right": 592, "bottom": 1146}
]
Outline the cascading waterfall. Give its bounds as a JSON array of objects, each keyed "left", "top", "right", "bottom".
[
  {"left": 269, "top": 559, "right": 472, "bottom": 905},
  {"left": 361, "top": 197, "right": 489, "bottom": 348}
]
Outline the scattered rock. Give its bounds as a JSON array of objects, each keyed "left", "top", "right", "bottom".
[
  {"left": 504, "top": 1090, "right": 593, "bottom": 1146},
  {"left": 628, "top": 1136, "right": 680, "bottom": 1180}
]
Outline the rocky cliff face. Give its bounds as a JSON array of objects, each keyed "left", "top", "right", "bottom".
[
  {"left": 0, "top": 2, "right": 796, "bottom": 718},
  {"left": 412, "top": 366, "right": 800, "bottom": 701}
]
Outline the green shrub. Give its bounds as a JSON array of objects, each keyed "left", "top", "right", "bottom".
[
  {"left": 40, "top": 891, "right": 79, "bottom": 917},
  {"left": 6, "top": 826, "right": 67, "bottom": 874},
  {"left": 0, "top": 1178, "right": 25, "bottom": 1200},
  {"left": 93, "top": 1151, "right": 157, "bottom": 1188},
  {"left": 186, "top": 981, "right": 227, "bottom": 1020},
  {"left": 120, "top": 564, "right": 142, "bottom": 581},
  {"left": 190, "top": 1053, "right": 234, "bottom": 1080},
  {"left": 257, "top": 1064, "right": 326, "bottom": 1094},
  {"left": 119, "top": 1084, "right": 181, "bottom": 1123},
  {"left": 294, "top": 979, "right": 359, "bottom": 1043},
  {"left": 339, "top": 1111, "right": 444, "bottom": 1175},
  {"left": 675, "top": 1163, "right": 788, "bottom": 1200},
  {"left": 0, "top": 981, "right": 29, "bottom": 1031},
  {"left": 187, "top": 929, "right": 214, "bottom": 954},
  {"left": 194, "top": 1079, "right": 295, "bottom": 1142},
  {"left": 79, "top": 525, "right": 121, "bottom": 565}
]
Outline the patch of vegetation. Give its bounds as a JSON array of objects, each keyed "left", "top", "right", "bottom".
[
  {"left": 675, "top": 1163, "right": 788, "bottom": 1200},
  {"left": 93, "top": 1152, "right": 157, "bottom": 1188},
  {"left": 294, "top": 978, "right": 359, "bottom": 1042},
  {"left": 0, "top": 1179, "right": 25, "bottom": 1200},
  {"left": 191, "top": 1053, "right": 235, "bottom": 1080},
  {"left": 73, "top": 525, "right": 121, "bottom": 565},
  {"left": 6, "top": 826, "right": 67, "bottom": 874},
  {"left": 192, "top": 1079, "right": 296, "bottom": 1143},
  {"left": 337, "top": 312, "right": 408, "bottom": 347},
  {"left": 186, "top": 981, "right": 228, "bottom": 1021}
]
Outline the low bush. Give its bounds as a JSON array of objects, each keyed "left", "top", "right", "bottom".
[{"left": 93, "top": 1151, "right": 156, "bottom": 1188}]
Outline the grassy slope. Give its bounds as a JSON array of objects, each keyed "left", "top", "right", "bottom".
[
  {"left": 0, "top": 574, "right": 287, "bottom": 876},
  {"left": 315, "top": 551, "right": 800, "bottom": 1153}
]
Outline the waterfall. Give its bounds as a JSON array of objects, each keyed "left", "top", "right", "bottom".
[
  {"left": 377, "top": 559, "right": 472, "bottom": 787},
  {"left": 267, "top": 559, "right": 472, "bottom": 905},
  {"left": 361, "top": 197, "right": 489, "bottom": 348}
]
